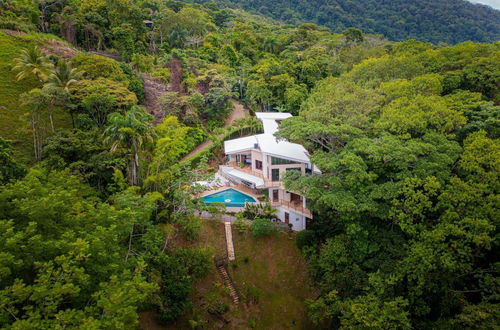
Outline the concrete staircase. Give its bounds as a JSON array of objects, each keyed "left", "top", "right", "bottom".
[{"left": 225, "top": 222, "right": 235, "bottom": 261}]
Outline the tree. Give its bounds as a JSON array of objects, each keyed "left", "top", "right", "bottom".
[
  {"left": 342, "top": 27, "right": 364, "bottom": 44},
  {"left": 12, "top": 46, "right": 53, "bottom": 84},
  {"left": 104, "top": 106, "right": 156, "bottom": 186},
  {"left": 0, "top": 137, "right": 25, "bottom": 184},
  {"left": 45, "top": 60, "right": 83, "bottom": 91},
  {"left": 21, "top": 88, "right": 48, "bottom": 160},
  {"left": 0, "top": 168, "right": 157, "bottom": 328},
  {"left": 71, "top": 78, "right": 138, "bottom": 127}
]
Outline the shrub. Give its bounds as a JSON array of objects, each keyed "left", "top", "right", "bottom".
[
  {"left": 119, "top": 62, "right": 145, "bottom": 103},
  {"left": 151, "top": 67, "right": 171, "bottom": 83},
  {"left": 242, "top": 285, "right": 261, "bottom": 304},
  {"left": 207, "top": 202, "right": 226, "bottom": 220},
  {"left": 234, "top": 218, "right": 249, "bottom": 234},
  {"left": 179, "top": 216, "right": 202, "bottom": 241},
  {"left": 131, "top": 53, "right": 155, "bottom": 73},
  {"left": 295, "top": 229, "right": 316, "bottom": 251},
  {"left": 251, "top": 218, "right": 275, "bottom": 237},
  {"left": 205, "top": 291, "right": 229, "bottom": 316}
]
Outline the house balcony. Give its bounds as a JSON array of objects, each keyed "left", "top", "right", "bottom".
[
  {"left": 224, "top": 161, "right": 282, "bottom": 188},
  {"left": 270, "top": 199, "right": 312, "bottom": 218}
]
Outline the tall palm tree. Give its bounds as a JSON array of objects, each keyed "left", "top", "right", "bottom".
[
  {"left": 104, "top": 106, "right": 156, "bottom": 186},
  {"left": 45, "top": 60, "right": 83, "bottom": 91},
  {"left": 12, "top": 46, "right": 53, "bottom": 84}
]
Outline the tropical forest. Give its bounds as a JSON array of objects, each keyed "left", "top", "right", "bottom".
[{"left": 0, "top": 0, "right": 498, "bottom": 329}]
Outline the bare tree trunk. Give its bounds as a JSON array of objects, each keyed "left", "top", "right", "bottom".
[
  {"left": 133, "top": 152, "right": 139, "bottom": 186},
  {"left": 49, "top": 111, "right": 55, "bottom": 133},
  {"left": 31, "top": 118, "right": 38, "bottom": 161}
]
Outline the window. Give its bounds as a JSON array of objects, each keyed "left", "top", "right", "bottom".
[
  {"left": 255, "top": 160, "right": 263, "bottom": 170},
  {"left": 271, "top": 157, "right": 299, "bottom": 165},
  {"left": 271, "top": 168, "right": 280, "bottom": 181}
]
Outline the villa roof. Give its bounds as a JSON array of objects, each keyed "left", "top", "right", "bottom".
[
  {"left": 256, "top": 112, "right": 292, "bottom": 135},
  {"left": 224, "top": 134, "right": 310, "bottom": 164},
  {"left": 256, "top": 134, "right": 310, "bottom": 163},
  {"left": 224, "top": 135, "right": 258, "bottom": 154},
  {"left": 224, "top": 111, "right": 312, "bottom": 163}
]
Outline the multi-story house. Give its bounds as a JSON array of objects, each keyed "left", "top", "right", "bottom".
[{"left": 219, "top": 112, "right": 319, "bottom": 231}]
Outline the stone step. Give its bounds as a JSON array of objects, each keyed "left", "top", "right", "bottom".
[{"left": 224, "top": 222, "right": 235, "bottom": 261}]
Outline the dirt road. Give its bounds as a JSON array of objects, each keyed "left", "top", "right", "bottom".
[{"left": 180, "top": 99, "right": 249, "bottom": 161}]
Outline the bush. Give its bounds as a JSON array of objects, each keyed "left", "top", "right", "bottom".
[
  {"left": 295, "top": 230, "right": 316, "bottom": 251},
  {"left": 151, "top": 67, "right": 171, "bottom": 83},
  {"left": 119, "top": 62, "right": 145, "bottom": 103},
  {"left": 251, "top": 218, "right": 275, "bottom": 237},
  {"left": 179, "top": 216, "right": 202, "bottom": 241},
  {"left": 234, "top": 217, "right": 249, "bottom": 234},
  {"left": 131, "top": 53, "right": 155, "bottom": 73},
  {"left": 242, "top": 285, "right": 261, "bottom": 304}
]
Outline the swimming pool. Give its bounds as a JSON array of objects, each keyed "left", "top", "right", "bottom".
[{"left": 202, "top": 188, "right": 257, "bottom": 207}]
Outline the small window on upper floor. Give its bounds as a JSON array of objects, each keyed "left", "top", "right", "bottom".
[{"left": 255, "top": 160, "right": 263, "bottom": 170}]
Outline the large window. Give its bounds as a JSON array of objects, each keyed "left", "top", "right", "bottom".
[
  {"left": 271, "top": 157, "right": 299, "bottom": 165},
  {"left": 271, "top": 168, "right": 280, "bottom": 181}
]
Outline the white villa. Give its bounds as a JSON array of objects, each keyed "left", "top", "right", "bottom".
[{"left": 218, "top": 112, "right": 319, "bottom": 231}]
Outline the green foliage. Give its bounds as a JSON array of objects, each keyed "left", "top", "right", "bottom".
[
  {"left": 251, "top": 218, "right": 275, "bottom": 238},
  {"left": 179, "top": 216, "right": 203, "bottom": 241},
  {"left": 342, "top": 28, "right": 364, "bottom": 44},
  {"left": 243, "top": 202, "right": 277, "bottom": 220},
  {"left": 234, "top": 217, "right": 250, "bottom": 234},
  {"left": 0, "top": 137, "right": 26, "bottom": 184},
  {"left": 277, "top": 38, "right": 499, "bottom": 328},
  {"left": 42, "top": 129, "right": 127, "bottom": 193},
  {"left": 295, "top": 230, "right": 316, "bottom": 251},
  {"left": 0, "top": 168, "right": 157, "bottom": 327},
  {"left": 119, "top": 62, "right": 145, "bottom": 103},
  {"left": 71, "top": 78, "right": 137, "bottom": 127},
  {"left": 104, "top": 106, "right": 155, "bottom": 185},
  {"left": 212, "top": 0, "right": 500, "bottom": 44},
  {"left": 71, "top": 54, "right": 129, "bottom": 85},
  {"left": 0, "top": 0, "right": 39, "bottom": 32}
]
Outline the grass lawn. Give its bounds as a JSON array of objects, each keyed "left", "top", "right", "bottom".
[
  {"left": 140, "top": 219, "right": 316, "bottom": 329},
  {"left": 0, "top": 30, "right": 72, "bottom": 163}
]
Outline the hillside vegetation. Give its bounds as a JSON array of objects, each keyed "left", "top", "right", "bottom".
[
  {"left": 0, "top": 0, "right": 498, "bottom": 329},
  {"left": 197, "top": 0, "right": 500, "bottom": 43}
]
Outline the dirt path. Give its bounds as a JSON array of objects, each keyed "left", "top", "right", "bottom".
[
  {"left": 180, "top": 99, "right": 249, "bottom": 161},
  {"left": 143, "top": 74, "right": 171, "bottom": 123},
  {"left": 169, "top": 57, "right": 184, "bottom": 94}
]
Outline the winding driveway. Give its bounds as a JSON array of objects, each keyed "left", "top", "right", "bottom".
[{"left": 181, "top": 99, "right": 249, "bottom": 161}]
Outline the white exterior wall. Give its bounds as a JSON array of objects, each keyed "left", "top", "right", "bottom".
[
  {"left": 275, "top": 206, "right": 307, "bottom": 231},
  {"left": 250, "top": 150, "right": 264, "bottom": 174}
]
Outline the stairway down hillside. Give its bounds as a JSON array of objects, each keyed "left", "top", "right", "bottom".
[{"left": 215, "top": 261, "right": 240, "bottom": 305}]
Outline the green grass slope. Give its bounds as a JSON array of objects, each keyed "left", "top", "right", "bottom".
[
  {"left": 140, "top": 220, "right": 315, "bottom": 329},
  {"left": 0, "top": 30, "right": 72, "bottom": 163}
]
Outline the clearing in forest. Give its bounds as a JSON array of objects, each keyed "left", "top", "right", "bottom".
[{"left": 139, "top": 219, "right": 315, "bottom": 329}]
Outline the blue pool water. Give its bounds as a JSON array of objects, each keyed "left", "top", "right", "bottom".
[{"left": 202, "top": 188, "right": 256, "bottom": 207}]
